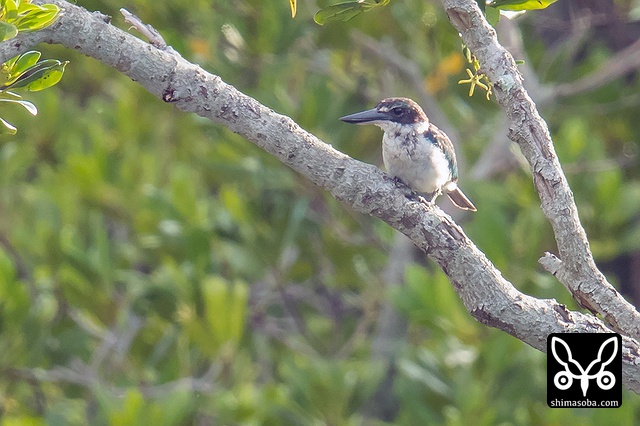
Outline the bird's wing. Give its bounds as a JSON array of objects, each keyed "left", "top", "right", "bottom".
[{"left": 426, "top": 124, "right": 458, "bottom": 180}]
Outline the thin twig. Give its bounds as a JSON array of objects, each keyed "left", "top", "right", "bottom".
[{"left": 120, "top": 8, "right": 167, "bottom": 49}]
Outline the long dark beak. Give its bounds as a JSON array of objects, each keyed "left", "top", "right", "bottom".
[{"left": 339, "top": 108, "right": 388, "bottom": 124}]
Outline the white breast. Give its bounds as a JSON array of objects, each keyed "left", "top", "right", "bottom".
[{"left": 378, "top": 122, "right": 451, "bottom": 194}]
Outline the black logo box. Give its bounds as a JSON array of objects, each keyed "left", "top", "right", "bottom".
[{"left": 547, "top": 333, "right": 622, "bottom": 407}]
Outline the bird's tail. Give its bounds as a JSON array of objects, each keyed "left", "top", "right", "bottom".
[{"left": 446, "top": 187, "right": 477, "bottom": 212}]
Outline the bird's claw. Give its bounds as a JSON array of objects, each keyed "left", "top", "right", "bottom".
[
  {"left": 417, "top": 195, "right": 432, "bottom": 205},
  {"left": 388, "top": 176, "right": 438, "bottom": 207},
  {"left": 391, "top": 176, "right": 409, "bottom": 189},
  {"left": 388, "top": 176, "right": 415, "bottom": 199},
  {"left": 416, "top": 192, "right": 438, "bottom": 206}
]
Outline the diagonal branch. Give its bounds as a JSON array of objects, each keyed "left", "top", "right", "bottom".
[
  {"left": 2, "top": 0, "right": 640, "bottom": 391},
  {"left": 441, "top": 0, "right": 640, "bottom": 341}
]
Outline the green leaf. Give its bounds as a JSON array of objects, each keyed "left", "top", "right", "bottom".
[
  {"left": 13, "top": 5, "right": 60, "bottom": 32},
  {"left": 8, "top": 50, "right": 41, "bottom": 78},
  {"left": 1, "top": 0, "right": 20, "bottom": 22},
  {"left": 314, "top": 1, "right": 377, "bottom": 25},
  {"left": 0, "top": 117, "right": 17, "bottom": 134},
  {"left": 14, "top": 99, "right": 37, "bottom": 115},
  {"left": 489, "top": 0, "right": 557, "bottom": 11},
  {"left": 5, "top": 59, "right": 67, "bottom": 91},
  {"left": 2, "top": 59, "right": 55, "bottom": 89},
  {"left": 0, "top": 20, "right": 18, "bottom": 41},
  {"left": 16, "top": 3, "right": 42, "bottom": 13},
  {"left": 0, "top": 90, "right": 22, "bottom": 100},
  {"left": 289, "top": 0, "right": 297, "bottom": 17},
  {"left": 0, "top": 97, "right": 37, "bottom": 115},
  {"left": 23, "top": 60, "right": 67, "bottom": 91},
  {"left": 485, "top": 6, "right": 500, "bottom": 26},
  {"left": 2, "top": 52, "right": 19, "bottom": 71}
]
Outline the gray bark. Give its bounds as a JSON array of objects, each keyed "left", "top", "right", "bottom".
[{"left": 442, "top": 0, "right": 640, "bottom": 342}]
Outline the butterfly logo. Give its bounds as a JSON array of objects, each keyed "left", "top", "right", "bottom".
[{"left": 551, "top": 335, "right": 617, "bottom": 397}]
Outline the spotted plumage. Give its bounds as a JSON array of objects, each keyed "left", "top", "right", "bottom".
[{"left": 340, "top": 97, "right": 476, "bottom": 211}]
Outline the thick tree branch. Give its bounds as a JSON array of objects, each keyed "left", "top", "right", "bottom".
[
  {"left": 441, "top": 0, "right": 640, "bottom": 341},
  {"left": 3, "top": 0, "right": 640, "bottom": 391}
]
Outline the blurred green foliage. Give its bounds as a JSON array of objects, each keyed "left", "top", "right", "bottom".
[{"left": 1, "top": 0, "right": 640, "bottom": 424}]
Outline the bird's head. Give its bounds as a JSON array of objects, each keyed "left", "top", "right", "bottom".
[{"left": 340, "top": 97, "right": 429, "bottom": 130}]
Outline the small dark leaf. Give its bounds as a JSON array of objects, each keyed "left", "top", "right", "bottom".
[{"left": 485, "top": 6, "right": 500, "bottom": 26}]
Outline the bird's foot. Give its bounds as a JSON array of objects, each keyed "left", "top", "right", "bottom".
[
  {"left": 417, "top": 191, "right": 438, "bottom": 206},
  {"left": 388, "top": 176, "right": 415, "bottom": 199},
  {"left": 391, "top": 176, "right": 410, "bottom": 190},
  {"left": 417, "top": 195, "right": 431, "bottom": 205}
]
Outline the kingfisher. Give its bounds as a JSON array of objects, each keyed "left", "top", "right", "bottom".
[{"left": 340, "top": 97, "right": 476, "bottom": 211}]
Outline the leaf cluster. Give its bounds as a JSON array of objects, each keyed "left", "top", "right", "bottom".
[
  {"left": 0, "top": 1, "right": 65, "bottom": 133},
  {"left": 0, "top": 0, "right": 59, "bottom": 41},
  {"left": 0, "top": 50, "right": 67, "bottom": 133}
]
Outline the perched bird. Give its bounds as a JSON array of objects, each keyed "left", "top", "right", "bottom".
[{"left": 340, "top": 97, "right": 476, "bottom": 211}]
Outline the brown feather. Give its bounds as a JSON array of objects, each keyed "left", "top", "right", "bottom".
[{"left": 446, "top": 187, "right": 477, "bottom": 211}]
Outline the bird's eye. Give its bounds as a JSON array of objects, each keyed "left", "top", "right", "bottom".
[{"left": 392, "top": 107, "right": 403, "bottom": 116}]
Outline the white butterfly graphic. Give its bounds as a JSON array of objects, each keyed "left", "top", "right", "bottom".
[{"left": 551, "top": 336, "right": 617, "bottom": 397}]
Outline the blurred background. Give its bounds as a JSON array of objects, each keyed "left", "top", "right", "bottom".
[{"left": 1, "top": 0, "right": 640, "bottom": 423}]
